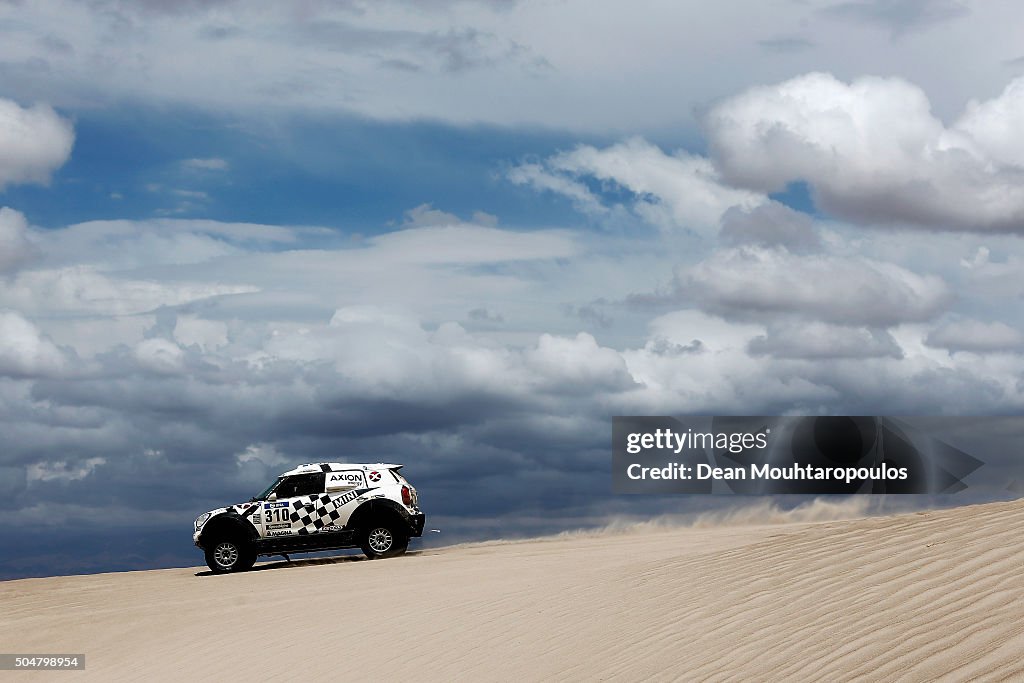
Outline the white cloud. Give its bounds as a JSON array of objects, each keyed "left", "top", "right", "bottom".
[
  {"left": 133, "top": 338, "right": 186, "bottom": 373},
  {"left": 181, "top": 157, "right": 229, "bottom": 171},
  {"left": 0, "top": 98, "right": 74, "bottom": 189},
  {"left": 367, "top": 224, "right": 576, "bottom": 264},
  {"left": 173, "top": 315, "right": 229, "bottom": 352},
  {"left": 401, "top": 203, "right": 464, "bottom": 228},
  {"left": 27, "top": 457, "right": 105, "bottom": 483},
  {"left": 680, "top": 246, "right": 951, "bottom": 325},
  {"left": 236, "top": 443, "right": 288, "bottom": 467},
  {"left": 28, "top": 218, "right": 308, "bottom": 272},
  {"left": 0, "top": 311, "right": 67, "bottom": 377},
  {"left": 0, "top": 266, "right": 258, "bottom": 316},
  {"left": 0, "top": 215, "right": 588, "bottom": 370},
  {"left": 620, "top": 311, "right": 838, "bottom": 413},
  {"left": 525, "top": 332, "right": 636, "bottom": 391},
  {"left": 254, "top": 307, "right": 638, "bottom": 403},
  {"left": 40, "top": 315, "right": 154, "bottom": 360},
  {"left": 643, "top": 309, "right": 763, "bottom": 353},
  {"left": 170, "top": 188, "right": 209, "bottom": 200},
  {"left": 258, "top": 309, "right": 528, "bottom": 401},
  {"left": 513, "top": 138, "right": 765, "bottom": 233},
  {"left": 507, "top": 163, "right": 608, "bottom": 216},
  {"left": 705, "top": 72, "right": 1024, "bottom": 232},
  {"left": 957, "top": 77, "right": 1024, "bottom": 169},
  {"left": 0, "top": 207, "right": 39, "bottom": 273},
  {"left": 233, "top": 443, "right": 295, "bottom": 489}
]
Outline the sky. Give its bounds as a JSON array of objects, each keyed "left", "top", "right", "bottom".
[{"left": 2, "top": 0, "right": 1024, "bottom": 579}]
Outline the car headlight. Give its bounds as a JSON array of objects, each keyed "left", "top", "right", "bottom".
[{"left": 194, "top": 512, "right": 212, "bottom": 530}]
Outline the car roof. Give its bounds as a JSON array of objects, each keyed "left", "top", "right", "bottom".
[{"left": 280, "top": 462, "right": 403, "bottom": 477}]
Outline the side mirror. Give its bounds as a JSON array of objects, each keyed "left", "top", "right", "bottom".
[{"left": 267, "top": 493, "right": 277, "bottom": 501}]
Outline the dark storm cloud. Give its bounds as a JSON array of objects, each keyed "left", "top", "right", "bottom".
[
  {"left": 3, "top": 297, "right": 1022, "bottom": 580},
  {"left": 0, "top": 305, "right": 639, "bottom": 541},
  {"left": 0, "top": 326, "right": 646, "bottom": 579}
]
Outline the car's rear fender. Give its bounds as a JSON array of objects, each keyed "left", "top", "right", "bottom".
[{"left": 347, "top": 499, "right": 420, "bottom": 537}]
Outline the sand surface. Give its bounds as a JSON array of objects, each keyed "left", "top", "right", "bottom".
[{"left": 2, "top": 499, "right": 1023, "bottom": 682}]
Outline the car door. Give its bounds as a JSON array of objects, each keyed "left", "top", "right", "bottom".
[
  {"left": 264, "top": 472, "right": 326, "bottom": 537},
  {"left": 323, "top": 469, "right": 369, "bottom": 531}
]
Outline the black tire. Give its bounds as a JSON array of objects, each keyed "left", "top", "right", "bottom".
[
  {"left": 204, "top": 537, "right": 256, "bottom": 574},
  {"left": 360, "top": 522, "right": 409, "bottom": 560}
]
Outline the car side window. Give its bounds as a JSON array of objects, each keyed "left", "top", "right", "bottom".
[{"left": 275, "top": 473, "right": 325, "bottom": 498}]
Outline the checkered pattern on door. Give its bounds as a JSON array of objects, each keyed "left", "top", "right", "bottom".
[{"left": 289, "top": 488, "right": 370, "bottom": 534}]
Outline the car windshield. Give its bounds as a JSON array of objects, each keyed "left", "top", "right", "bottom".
[{"left": 252, "top": 477, "right": 282, "bottom": 502}]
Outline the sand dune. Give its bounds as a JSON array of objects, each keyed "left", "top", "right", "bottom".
[{"left": 2, "top": 499, "right": 1022, "bottom": 682}]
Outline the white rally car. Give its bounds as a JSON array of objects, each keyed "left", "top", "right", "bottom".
[{"left": 193, "top": 462, "right": 425, "bottom": 573}]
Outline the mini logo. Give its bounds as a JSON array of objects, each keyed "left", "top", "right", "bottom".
[{"left": 368, "top": 471, "right": 381, "bottom": 482}]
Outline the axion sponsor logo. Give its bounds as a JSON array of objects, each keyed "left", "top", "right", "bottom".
[{"left": 329, "top": 472, "right": 363, "bottom": 483}]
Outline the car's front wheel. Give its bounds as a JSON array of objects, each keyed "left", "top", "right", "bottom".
[
  {"left": 361, "top": 523, "right": 409, "bottom": 559},
  {"left": 205, "top": 538, "right": 256, "bottom": 574}
]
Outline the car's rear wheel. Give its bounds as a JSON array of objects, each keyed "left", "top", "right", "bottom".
[
  {"left": 205, "top": 538, "right": 256, "bottom": 574},
  {"left": 361, "top": 523, "right": 409, "bottom": 559}
]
